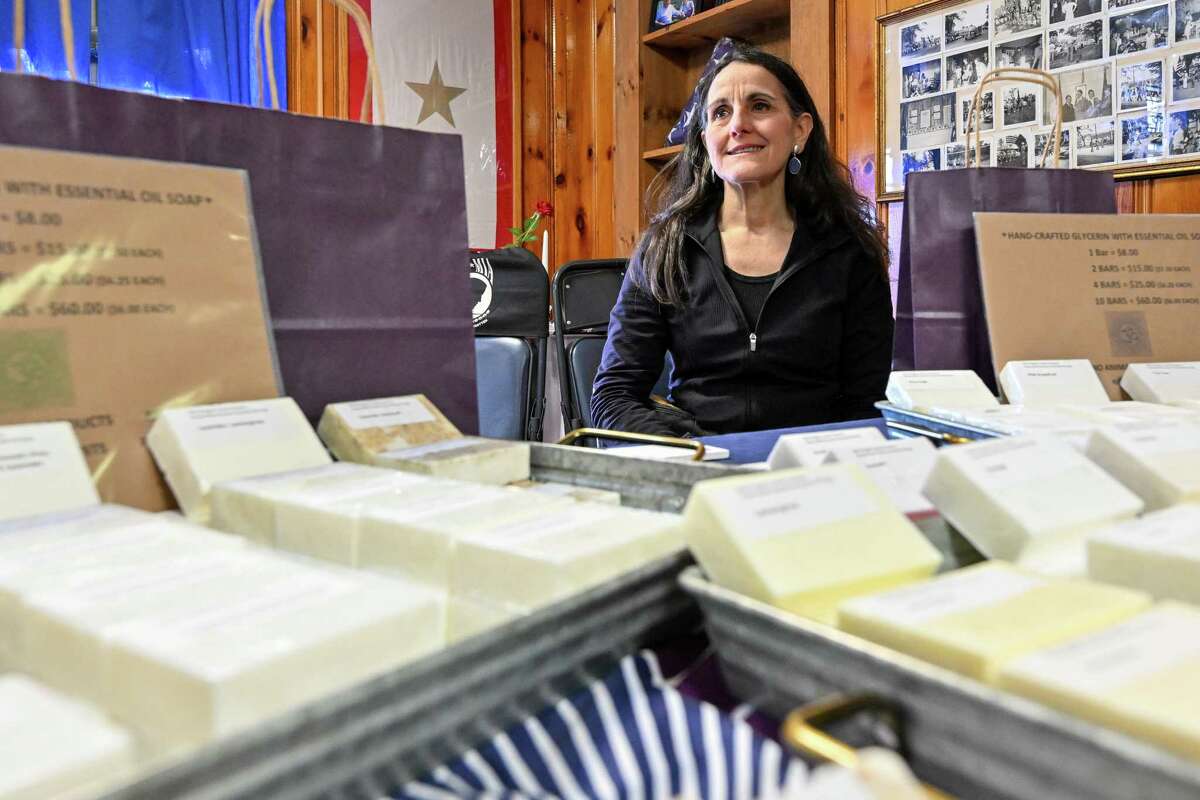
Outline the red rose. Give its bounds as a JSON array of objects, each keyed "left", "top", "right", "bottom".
[{"left": 535, "top": 200, "right": 553, "bottom": 217}]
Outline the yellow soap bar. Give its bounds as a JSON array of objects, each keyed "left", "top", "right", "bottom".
[
  {"left": 838, "top": 562, "right": 1151, "bottom": 683},
  {"left": 372, "top": 436, "right": 531, "bottom": 485},
  {"left": 446, "top": 596, "right": 525, "bottom": 644},
  {"left": 317, "top": 394, "right": 461, "bottom": 464},
  {"left": 683, "top": 464, "right": 942, "bottom": 624},
  {"left": 998, "top": 603, "right": 1200, "bottom": 760}
]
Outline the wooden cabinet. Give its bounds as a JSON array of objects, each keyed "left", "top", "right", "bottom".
[{"left": 614, "top": 0, "right": 831, "bottom": 255}]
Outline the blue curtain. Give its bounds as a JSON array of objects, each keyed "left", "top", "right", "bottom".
[{"left": 1, "top": 0, "right": 286, "bottom": 108}]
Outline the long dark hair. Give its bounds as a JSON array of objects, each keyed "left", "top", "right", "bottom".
[{"left": 635, "top": 45, "right": 888, "bottom": 305}]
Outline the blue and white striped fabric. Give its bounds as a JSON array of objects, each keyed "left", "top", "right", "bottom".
[{"left": 391, "top": 651, "right": 807, "bottom": 800}]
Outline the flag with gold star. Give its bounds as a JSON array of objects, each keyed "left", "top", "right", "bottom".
[{"left": 370, "top": 0, "right": 513, "bottom": 249}]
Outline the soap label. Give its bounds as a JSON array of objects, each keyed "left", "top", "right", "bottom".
[
  {"left": 720, "top": 470, "right": 878, "bottom": 540},
  {"left": 335, "top": 397, "right": 437, "bottom": 430},
  {"left": 1128, "top": 362, "right": 1200, "bottom": 396},
  {"left": 1005, "top": 360, "right": 1097, "bottom": 384},
  {"left": 471, "top": 505, "right": 621, "bottom": 547},
  {"left": 959, "top": 437, "right": 1082, "bottom": 489},
  {"left": 846, "top": 566, "right": 1043, "bottom": 625},
  {"left": 1092, "top": 506, "right": 1200, "bottom": 557},
  {"left": 1110, "top": 421, "right": 1200, "bottom": 456},
  {"left": 170, "top": 402, "right": 293, "bottom": 448},
  {"left": 1012, "top": 606, "right": 1200, "bottom": 693},
  {"left": 825, "top": 440, "right": 936, "bottom": 515},
  {"left": 0, "top": 422, "right": 98, "bottom": 522}
]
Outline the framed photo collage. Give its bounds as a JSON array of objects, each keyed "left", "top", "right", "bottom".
[{"left": 877, "top": 0, "right": 1200, "bottom": 198}]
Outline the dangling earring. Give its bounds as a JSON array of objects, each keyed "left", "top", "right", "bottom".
[{"left": 788, "top": 144, "right": 803, "bottom": 175}]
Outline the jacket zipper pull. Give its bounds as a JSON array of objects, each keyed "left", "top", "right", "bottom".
[{"left": 749, "top": 333, "right": 757, "bottom": 352}]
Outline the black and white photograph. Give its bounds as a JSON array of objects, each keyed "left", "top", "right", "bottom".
[
  {"left": 903, "top": 58, "right": 944, "bottom": 97},
  {"left": 962, "top": 91, "right": 995, "bottom": 132},
  {"left": 1121, "top": 112, "right": 1164, "bottom": 160},
  {"left": 995, "top": 33, "right": 1044, "bottom": 69},
  {"left": 1048, "top": 21, "right": 1105, "bottom": 70},
  {"left": 945, "top": 4, "right": 991, "bottom": 49},
  {"left": 1109, "top": 0, "right": 1146, "bottom": 7},
  {"left": 1119, "top": 60, "right": 1163, "bottom": 109},
  {"left": 1168, "top": 107, "right": 1200, "bottom": 154},
  {"left": 648, "top": 0, "right": 698, "bottom": 32},
  {"left": 1173, "top": 50, "right": 1200, "bottom": 102},
  {"left": 1049, "top": 0, "right": 1102, "bottom": 24},
  {"left": 1178, "top": 0, "right": 1200, "bottom": 43},
  {"left": 1034, "top": 128, "right": 1071, "bottom": 165},
  {"left": 1076, "top": 120, "right": 1116, "bottom": 164},
  {"left": 1002, "top": 84, "right": 1039, "bottom": 126},
  {"left": 946, "top": 47, "right": 990, "bottom": 88},
  {"left": 902, "top": 148, "right": 942, "bottom": 174},
  {"left": 994, "top": 0, "right": 1043, "bottom": 36},
  {"left": 996, "top": 132, "right": 1031, "bottom": 166},
  {"left": 946, "top": 139, "right": 994, "bottom": 166},
  {"left": 901, "top": 18, "right": 943, "bottom": 60},
  {"left": 901, "top": 92, "right": 958, "bottom": 149},
  {"left": 1058, "top": 64, "right": 1113, "bottom": 121},
  {"left": 1110, "top": 5, "right": 1170, "bottom": 55}
]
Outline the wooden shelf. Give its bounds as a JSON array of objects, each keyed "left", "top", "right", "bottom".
[
  {"left": 642, "top": 0, "right": 790, "bottom": 49},
  {"left": 642, "top": 144, "right": 684, "bottom": 162}
]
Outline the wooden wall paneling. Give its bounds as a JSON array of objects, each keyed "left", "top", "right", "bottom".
[
  {"left": 843, "top": 0, "right": 886, "bottom": 200},
  {"left": 614, "top": 0, "right": 642, "bottom": 255},
  {"left": 287, "top": 0, "right": 346, "bottom": 118},
  {"left": 552, "top": 0, "right": 596, "bottom": 265},
  {"left": 519, "top": 0, "right": 553, "bottom": 254},
  {"left": 593, "top": 2, "right": 618, "bottom": 257},
  {"left": 1146, "top": 173, "right": 1200, "bottom": 214},
  {"left": 791, "top": 0, "right": 834, "bottom": 145}
]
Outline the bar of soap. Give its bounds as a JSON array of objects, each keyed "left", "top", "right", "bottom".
[
  {"left": 838, "top": 562, "right": 1150, "bottom": 683},
  {"left": 1085, "top": 421, "right": 1200, "bottom": 510},
  {"left": 317, "top": 395, "right": 462, "bottom": 464},
  {"left": 522, "top": 481, "right": 623, "bottom": 505},
  {"left": 447, "top": 596, "right": 525, "bottom": 643},
  {"left": 0, "top": 422, "right": 99, "bottom": 523},
  {"left": 885, "top": 370, "right": 999, "bottom": 411},
  {"left": 922, "top": 436, "right": 1143, "bottom": 575},
  {"left": 766, "top": 427, "right": 885, "bottom": 470},
  {"left": 935, "top": 406, "right": 1098, "bottom": 451},
  {"left": 999, "top": 360, "right": 1109, "bottom": 406},
  {"left": 373, "top": 436, "right": 530, "bottom": 485},
  {"left": 0, "top": 674, "right": 135, "bottom": 800},
  {"left": 103, "top": 563, "right": 443, "bottom": 753},
  {"left": 997, "top": 603, "right": 1200, "bottom": 759},
  {"left": 209, "top": 462, "right": 381, "bottom": 545},
  {"left": 683, "top": 464, "right": 942, "bottom": 624},
  {"left": 823, "top": 438, "right": 937, "bottom": 515},
  {"left": 451, "top": 504, "right": 683, "bottom": 610},
  {"left": 1088, "top": 504, "right": 1200, "bottom": 604},
  {"left": 358, "top": 490, "right": 566, "bottom": 587},
  {"left": 1120, "top": 362, "right": 1200, "bottom": 404},
  {"left": 146, "top": 398, "right": 332, "bottom": 523},
  {"left": 1056, "top": 401, "right": 1200, "bottom": 424}
]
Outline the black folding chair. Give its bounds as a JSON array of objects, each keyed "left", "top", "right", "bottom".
[
  {"left": 552, "top": 258, "right": 670, "bottom": 436},
  {"left": 469, "top": 247, "right": 549, "bottom": 441}
]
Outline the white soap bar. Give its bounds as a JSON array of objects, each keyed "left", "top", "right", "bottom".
[
  {"left": 358, "top": 490, "right": 564, "bottom": 587},
  {"left": 823, "top": 438, "right": 937, "bottom": 515},
  {"left": 0, "top": 422, "right": 99, "bottom": 523},
  {"left": 451, "top": 504, "right": 683, "bottom": 610},
  {"left": 606, "top": 444, "right": 730, "bottom": 462},
  {"left": 766, "top": 427, "right": 885, "bottom": 470},
  {"left": 683, "top": 464, "right": 942, "bottom": 624},
  {"left": 0, "top": 674, "right": 135, "bottom": 800},
  {"left": 1056, "top": 401, "right": 1200, "bottom": 425},
  {"left": 209, "top": 462, "right": 381, "bottom": 545},
  {"left": 373, "top": 436, "right": 530, "bottom": 485},
  {"left": 317, "top": 394, "right": 462, "bottom": 464},
  {"left": 523, "top": 481, "right": 623, "bottom": 505},
  {"left": 1120, "top": 362, "right": 1200, "bottom": 404},
  {"left": 104, "top": 564, "right": 443, "bottom": 753},
  {"left": 447, "top": 596, "right": 525, "bottom": 644},
  {"left": 271, "top": 470, "right": 434, "bottom": 565},
  {"left": 1085, "top": 421, "right": 1200, "bottom": 511},
  {"left": 999, "top": 360, "right": 1109, "bottom": 406},
  {"left": 146, "top": 398, "right": 332, "bottom": 523},
  {"left": 936, "top": 406, "right": 1098, "bottom": 451},
  {"left": 998, "top": 603, "right": 1200, "bottom": 759},
  {"left": 922, "top": 436, "right": 1143, "bottom": 575},
  {"left": 886, "top": 371, "right": 998, "bottom": 411},
  {"left": 838, "top": 562, "right": 1150, "bottom": 683},
  {"left": 1088, "top": 504, "right": 1200, "bottom": 604}
]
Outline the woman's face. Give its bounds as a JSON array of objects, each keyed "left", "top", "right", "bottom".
[{"left": 701, "top": 62, "right": 812, "bottom": 188}]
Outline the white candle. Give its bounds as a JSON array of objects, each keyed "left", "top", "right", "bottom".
[{"left": 541, "top": 230, "right": 549, "bottom": 271}]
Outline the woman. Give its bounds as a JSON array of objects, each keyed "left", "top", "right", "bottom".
[{"left": 591, "top": 46, "right": 893, "bottom": 437}]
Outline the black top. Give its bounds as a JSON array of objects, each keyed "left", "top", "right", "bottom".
[
  {"left": 590, "top": 207, "right": 895, "bottom": 436},
  {"left": 723, "top": 267, "right": 779, "bottom": 328}
]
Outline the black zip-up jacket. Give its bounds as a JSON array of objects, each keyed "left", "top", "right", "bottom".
[{"left": 590, "top": 210, "right": 894, "bottom": 436}]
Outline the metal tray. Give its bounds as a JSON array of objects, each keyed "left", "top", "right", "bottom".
[
  {"left": 876, "top": 402, "right": 1005, "bottom": 444},
  {"left": 100, "top": 442, "right": 734, "bottom": 800},
  {"left": 680, "top": 567, "right": 1200, "bottom": 800}
]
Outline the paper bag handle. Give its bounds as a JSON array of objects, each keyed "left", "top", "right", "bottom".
[
  {"left": 254, "top": 0, "right": 384, "bottom": 124},
  {"left": 967, "top": 67, "right": 1063, "bottom": 169},
  {"left": 12, "top": 0, "right": 78, "bottom": 81}
]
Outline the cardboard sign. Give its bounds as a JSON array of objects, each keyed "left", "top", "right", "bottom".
[
  {"left": 974, "top": 213, "right": 1200, "bottom": 400},
  {"left": 0, "top": 145, "right": 279, "bottom": 510}
]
